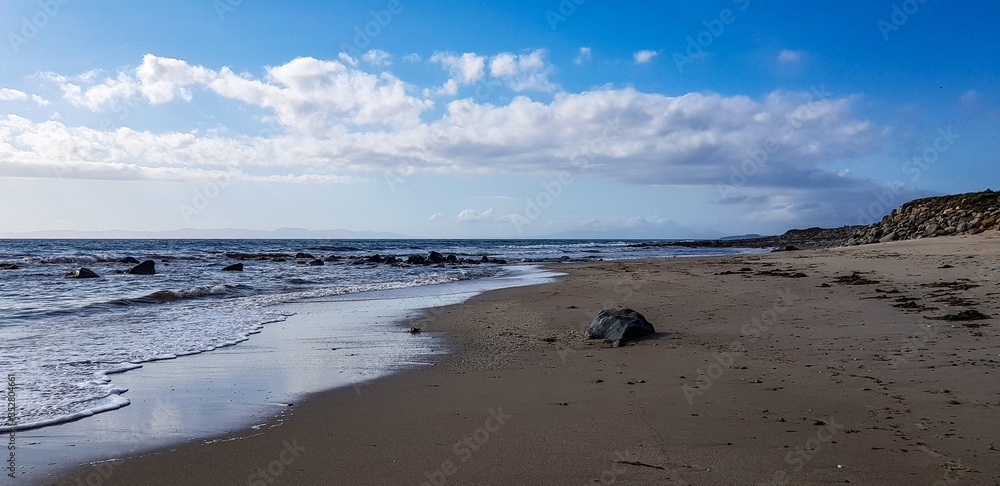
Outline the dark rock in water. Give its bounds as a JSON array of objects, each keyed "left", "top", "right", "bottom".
[
  {"left": 367, "top": 254, "right": 383, "bottom": 263},
  {"left": 127, "top": 260, "right": 155, "bottom": 275},
  {"left": 324, "top": 255, "right": 342, "bottom": 262},
  {"left": 407, "top": 254, "right": 427, "bottom": 265},
  {"left": 66, "top": 267, "right": 100, "bottom": 279},
  {"left": 476, "top": 255, "right": 508, "bottom": 264},
  {"left": 120, "top": 257, "right": 141, "bottom": 264},
  {"left": 222, "top": 263, "right": 244, "bottom": 272},
  {"left": 446, "top": 254, "right": 458, "bottom": 263},
  {"left": 409, "top": 327, "right": 422, "bottom": 334},
  {"left": 587, "top": 309, "right": 656, "bottom": 347},
  {"left": 0, "top": 263, "right": 18, "bottom": 270},
  {"left": 383, "top": 255, "right": 399, "bottom": 264},
  {"left": 295, "top": 252, "right": 316, "bottom": 260},
  {"left": 308, "top": 259, "right": 325, "bottom": 266},
  {"left": 428, "top": 251, "right": 445, "bottom": 264}
]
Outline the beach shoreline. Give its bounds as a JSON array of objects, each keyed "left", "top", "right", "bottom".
[
  {"left": 18, "top": 265, "right": 559, "bottom": 485},
  {"left": 51, "top": 234, "right": 1000, "bottom": 485}
]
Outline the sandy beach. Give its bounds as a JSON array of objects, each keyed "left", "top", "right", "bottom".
[{"left": 52, "top": 233, "right": 1000, "bottom": 485}]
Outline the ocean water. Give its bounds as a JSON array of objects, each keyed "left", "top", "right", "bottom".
[{"left": 0, "top": 239, "right": 760, "bottom": 432}]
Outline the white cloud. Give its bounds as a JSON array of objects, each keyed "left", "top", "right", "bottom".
[
  {"left": 0, "top": 89, "right": 49, "bottom": 106},
  {"left": 430, "top": 52, "right": 486, "bottom": 95},
  {"left": 2, "top": 84, "right": 876, "bottom": 189},
  {"left": 41, "top": 55, "right": 432, "bottom": 132},
  {"left": 338, "top": 52, "right": 359, "bottom": 66},
  {"left": 575, "top": 47, "right": 592, "bottom": 65},
  {"left": 10, "top": 54, "right": 882, "bottom": 222},
  {"left": 363, "top": 49, "right": 392, "bottom": 66},
  {"left": 432, "top": 50, "right": 556, "bottom": 93},
  {"left": 135, "top": 54, "right": 216, "bottom": 104},
  {"left": 40, "top": 54, "right": 218, "bottom": 110},
  {"left": 488, "top": 50, "right": 557, "bottom": 92},
  {"left": 634, "top": 50, "right": 658, "bottom": 64},
  {"left": 428, "top": 213, "right": 444, "bottom": 220},
  {"left": 403, "top": 53, "right": 421, "bottom": 62},
  {"left": 0, "top": 88, "right": 28, "bottom": 101},
  {"left": 457, "top": 208, "right": 495, "bottom": 222},
  {"left": 777, "top": 49, "right": 803, "bottom": 63},
  {"left": 0, "top": 114, "right": 364, "bottom": 184}
]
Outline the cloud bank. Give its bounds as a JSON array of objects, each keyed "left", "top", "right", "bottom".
[{"left": 0, "top": 52, "right": 899, "bottom": 225}]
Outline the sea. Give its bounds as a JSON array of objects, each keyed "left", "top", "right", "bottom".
[{"left": 0, "top": 239, "right": 762, "bottom": 434}]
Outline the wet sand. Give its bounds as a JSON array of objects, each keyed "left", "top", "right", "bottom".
[{"left": 52, "top": 233, "right": 1000, "bottom": 485}]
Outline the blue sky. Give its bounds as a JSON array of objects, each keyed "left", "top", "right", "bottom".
[{"left": 1, "top": 1, "right": 998, "bottom": 238}]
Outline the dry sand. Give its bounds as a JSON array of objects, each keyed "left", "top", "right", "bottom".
[{"left": 53, "top": 233, "right": 1000, "bottom": 485}]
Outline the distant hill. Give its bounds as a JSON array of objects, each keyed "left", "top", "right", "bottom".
[
  {"left": 0, "top": 227, "right": 408, "bottom": 239},
  {"left": 720, "top": 234, "right": 764, "bottom": 240},
  {"left": 540, "top": 227, "right": 718, "bottom": 240}
]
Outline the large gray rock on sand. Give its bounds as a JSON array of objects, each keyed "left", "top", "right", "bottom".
[
  {"left": 586, "top": 309, "right": 655, "bottom": 347},
  {"left": 879, "top": 231, "right": 897, "bottom": 243},
  {"left": 127, "top": 260, "right": 156, "bottom": 275}
]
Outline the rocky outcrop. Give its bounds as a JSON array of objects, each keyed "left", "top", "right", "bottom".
[
  {"left": 127, "top": 260, "right": 156, "bottom": 275},
  {"left": 222, "top": 263, "right": 244, "bottom": 271},
  {"left": 586, "top": 309, "right": 656, "bottom": 347},
  {"left": 308, "top": 259, "right": 325, "bottom": 266},
  {"left": 66, "top": 267, "right": 100, "bottom": 279},
  {"left": 0, "top": 263, "right": 18, "bottom": 270},
  {"left": 848, "top": 190, "right": 1000, "bottom": 245},
  {"left": 632, "top": 225, "right": 863, "bottom": 251},
  {"left": 632, "top": 190, "right": 999, "bottom": 250}
]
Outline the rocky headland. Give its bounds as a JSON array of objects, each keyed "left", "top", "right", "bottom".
[
  {"left": 633, "top": 190, "right": 1000, "bottom": 251},
  {"left": 846, "top": 190, "right": 1000, "bottom": 244}
]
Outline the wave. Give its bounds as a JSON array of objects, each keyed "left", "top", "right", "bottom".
[
  {"left": 20, "top": 253, "right": 210, "bottom": 265},
  {"left": 108, "top": 284, "right": 241, "bottom": 306},
  {"left": 263, "top": 270, "right": 481, "bottom": 304},
  {"left": 0, "top": 305, "right": 288, "bottom": 433},
  {"left": 0, "top": 387, "right": 130, "bottom": 433},
  {"left": 28, "top": 255, "right": 106, "bottom": 264}
]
